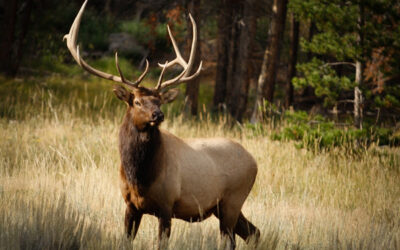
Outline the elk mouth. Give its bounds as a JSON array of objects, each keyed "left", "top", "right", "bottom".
[
  {"left": 149, "top": 121, "right": 159, "bottom": 127},
  {"left": 149, "top": 114, "right": 164, "bottom": 127}
]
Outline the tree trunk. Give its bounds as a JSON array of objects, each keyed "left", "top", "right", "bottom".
[
  {"left": 104, "top": 0, "right": 113, "bottom": 16},
  {"left": 300, "top": 21, "right": 317, "bottom": 100},
  {"left": 213, "top": 0, "right": 231, "bottom": 111},
  {"left": 251, "top": 0, "right": 288, "bottom": 122},
  {"left": 354, "top": 83, "right": 363, "bottom": 129},
  {"left": 184, "top": 0, "right": 202, "bottom": 116},
  {"left": 225, "top": 1, "right": 240, "bottom": 108},
  {"left": 225, "top": 0, "right": 255, "bottom": 122},
  {"left": 226, "top": 1, "right": 243, "bottom": 120},
  {"left": 307, "top": 22, "right": 316, "bottom": 60},
  {"left": 0, "top": 0, "right": 18, "bottom": 76},
  {"left": 14, "top": 0, "right": 33, "bottom": 75},
  {"left": 285, "top": 13, "right": 299, "bottom": 108},
  {"left": 354, "top": 2, "right": 364, "bottom": 129}
]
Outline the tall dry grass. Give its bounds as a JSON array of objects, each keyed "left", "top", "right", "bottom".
[{"left": 0, "top": 75, "right": 399, "bottom": 249}]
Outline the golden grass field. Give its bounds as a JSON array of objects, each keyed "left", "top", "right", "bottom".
[{"left": 0, "top": 75, "right": 399, "bottom": 249}]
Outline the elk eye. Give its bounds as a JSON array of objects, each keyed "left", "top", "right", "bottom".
[{"left": 134, "top": 100, "right": 141, "bottom": 106}]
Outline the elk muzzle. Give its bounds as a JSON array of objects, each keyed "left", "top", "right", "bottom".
[{"left": 150, "top": 110, "right": 164, "bottom": 126}]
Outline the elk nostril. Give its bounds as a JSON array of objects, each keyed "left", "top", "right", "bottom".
[{"left": 152, "top": 111, "right": 164, "bottom": 121}]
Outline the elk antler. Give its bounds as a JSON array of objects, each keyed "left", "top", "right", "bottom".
[
  {"left": 63, "top": 0, "right": 148, "bottom": 89},
  {"left": 65, "top": 0, "right": 202, "bottom": 92},
  {"left": 155, "top": 14, "right": 203, "bottom": 91}
]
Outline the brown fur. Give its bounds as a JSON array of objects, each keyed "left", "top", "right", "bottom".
[
  {"left": 119, "top": 111, "right": 160, "bottom": 192},
  {"left": 114, "top": 85, "right": 260, "bottom": 250}
]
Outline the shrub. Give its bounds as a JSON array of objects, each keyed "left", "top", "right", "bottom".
[{"left": 259, "top": 111, "right": 399, "bottom": 150}]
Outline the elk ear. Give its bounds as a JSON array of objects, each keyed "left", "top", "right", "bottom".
[
  {"left": 113, "top": 85, "right": 133, "bottom": 105},
  {"left": 161, "top": 89, "right": 179, "bottom": 104}
]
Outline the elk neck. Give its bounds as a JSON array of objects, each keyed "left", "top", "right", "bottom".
[{"left": 118, "top": 110, "right": 161, "bottom": 193}]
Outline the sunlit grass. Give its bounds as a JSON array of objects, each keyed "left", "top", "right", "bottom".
[{"left": 0, "top": 74, "right": 399, "bottom": 249}]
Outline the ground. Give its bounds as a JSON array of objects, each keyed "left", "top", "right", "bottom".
[{"left": 0, "top": 75, "right": 399, "bottom": 249}]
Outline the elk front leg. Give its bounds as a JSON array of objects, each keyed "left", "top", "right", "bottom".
[
  {"left": 158, "top": 212, "right": 172, "bottom": 250},
  {"left": 125, "top": 204, "right": 143, "bottom": 240}
]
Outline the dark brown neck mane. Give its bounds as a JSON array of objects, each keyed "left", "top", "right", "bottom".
[{"left": 119, "top": 111, "right": 161, "bottom": 193}]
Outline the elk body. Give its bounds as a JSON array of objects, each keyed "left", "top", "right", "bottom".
[{"left": 64, "top": 1, "right": 260, "bottom": 249}]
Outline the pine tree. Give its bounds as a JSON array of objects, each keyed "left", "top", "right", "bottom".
[{"left": 290, "top": 0, "right": 400, "bottom": 125}]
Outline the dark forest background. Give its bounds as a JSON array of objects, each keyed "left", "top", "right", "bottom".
[{"left": 1, "top": 0, "right": 400, "bottom": 148}]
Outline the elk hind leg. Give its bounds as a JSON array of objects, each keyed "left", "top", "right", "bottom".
[{"left": 234, "top": 212, "right": 260, "bottom": 244}]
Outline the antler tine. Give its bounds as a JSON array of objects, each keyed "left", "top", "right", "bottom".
[
  {"left": 158, "top": 25, "right": 187, "bottom": 69},
  {"left": 133, "top": 59, "right": 149, "bottom": 86},
  {"left": 184, "top": 13, "right": 198, "bottom": 77},
  {"left": 155, "top": 60, "right": 168, "bottom": 90},
  {"left": 64, "top": 0, "right": 147, "bottom": 89},
  {"left": 157, "top": 13, "right": 202, "bottom": 90},
  {"left": 115, "top": 53, "right": 149, "bottom": 88},
  {"left": 115, "top": 52, "right": 127, "bottom": 83}
]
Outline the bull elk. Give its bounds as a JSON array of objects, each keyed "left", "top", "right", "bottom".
[{"left": 64, "top": 1, "right": 260, "bottom": 249}]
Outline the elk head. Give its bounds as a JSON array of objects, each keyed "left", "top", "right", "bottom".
[{"left": 63, "top": 0, "right": 202, "bottom": 131}]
